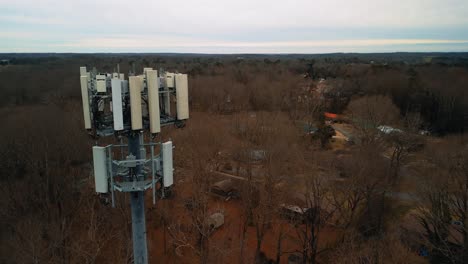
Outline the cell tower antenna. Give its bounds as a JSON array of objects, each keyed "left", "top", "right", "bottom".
[{"left": 79, "top": 66, "right": 189, "bottom": 264}]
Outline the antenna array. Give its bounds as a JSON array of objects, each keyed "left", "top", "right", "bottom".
[{"left": 79, "top": 66, "right": 189, "bottom": 264}]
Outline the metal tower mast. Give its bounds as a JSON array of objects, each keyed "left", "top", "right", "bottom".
[{"left": 129, "top": 133, "right": 148, "bottom": 263}]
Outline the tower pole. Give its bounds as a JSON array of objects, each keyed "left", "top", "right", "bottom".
[{"left": 128, "top": 132, "right": 148, "bottom": 264}]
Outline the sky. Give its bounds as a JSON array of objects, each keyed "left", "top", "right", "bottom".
[{"left": 1, "top": 0, "right": 468, "bottom": 53}]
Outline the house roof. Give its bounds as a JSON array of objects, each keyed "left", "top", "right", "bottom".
[{"left": 212, "top": 179, "right": 234, "bottom": 193}]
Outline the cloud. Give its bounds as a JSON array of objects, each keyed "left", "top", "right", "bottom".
[
  {"left": 1, "top": 0, "right": 468, "bottom": 52},
  {"left": 0, "top": 14, "right": 66, "bottom": 25},
  {"left": 56, "top": 36, "right": 468, "bottom": 49},
  {"left": 43, "top": 36, "right": 468, "bottom": 53}
]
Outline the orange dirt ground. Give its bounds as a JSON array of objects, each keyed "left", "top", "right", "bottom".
[{"left": 143, "top": 179, "right": 342, "bottom": 264}]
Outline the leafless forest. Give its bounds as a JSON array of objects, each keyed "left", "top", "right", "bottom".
[{"left": 0, "top": 53, "right": 467, "bottom": 263}]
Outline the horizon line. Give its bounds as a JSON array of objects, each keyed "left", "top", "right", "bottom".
[{"left": 1, "top": 51, "right": 468, "bottom": 55}]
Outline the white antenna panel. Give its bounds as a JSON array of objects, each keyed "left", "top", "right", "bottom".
[
  {"left": 162, "top": 141, "right": 173, "bottom": 187},
  {"left": 112, "top": 73, "right": 119, "bottom": 78},
  {"left": 80, "top": 75, "right": 92, "bottom": 129},
  {"left": 111, "top": 79, "right": 124, "bottom": 130},
  {"left": 166, "top": 72, "right": 175, "bottom": 88},
  {"left": 96, "top": 74, "right": 106, "bottom": 93},
  {"left": 80, "top": 66, "right": 87, "bottom": 76},
  {"left": 175, "top": 74, "right": 189, "bottom": 120},
  {"left": 129, "top": 76, "right": 143, "bottom": 130},
  {"left": 92, "top": 146, "right": 108, "bottom": 193},
  {"left": 147, "top": 70, "right": 161, "bottom": 133},
  {"left": 119, "top": 73, "right": 125, "bottom": 80}
]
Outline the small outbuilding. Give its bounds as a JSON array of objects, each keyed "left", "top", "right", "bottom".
[
  {"left": 377, "top": 125, "right": 403, "bottom": 134},
  {"left": 205, "top": 212, "right": 225, "bottom": 230},
  {"left": 211, "top": 179, "right": 237, "bottom": 198}
]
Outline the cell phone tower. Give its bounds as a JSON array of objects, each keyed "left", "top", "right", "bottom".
[{"left": 79, "top": 66, "right": 189, "bottom": 264}]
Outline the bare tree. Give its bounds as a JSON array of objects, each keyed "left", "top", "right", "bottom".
[
  {"left": 330, "top": 174, "right": 366, "bottom": 230},
  {"left": 417, "top": 135, "right": 468, "bottom": 264},
  {"left": 238, "top": 158, "right": 259, "bottom": 263},
  {"left": 347, "top": 95, "right": 400, "bottom": 144},
  {"left": 331, "top": 229, "right": 425, "bottom": 264},
  {"left": 292, "top": 172, "right": 335, "bottom": 264},
  {"left": 339, "top": 145, "right": 391, "bottom": 237},
  {"left": 384, "top": 132, "right": 424, "bottom": 184},
  {"left": 191, "top": 159, "right": 214, "bottom": 264}
]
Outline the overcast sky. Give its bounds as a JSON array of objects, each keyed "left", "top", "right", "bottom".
[{"left": 1, "top": 0, "right": 468, "bottom": 53}]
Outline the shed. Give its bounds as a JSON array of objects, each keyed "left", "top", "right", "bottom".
[
  {"left": 234, "top": 149, "right": 267, "bottom": 163},
  {"left": 211, "top": 179, "right": 237, "bottom": 198}
]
